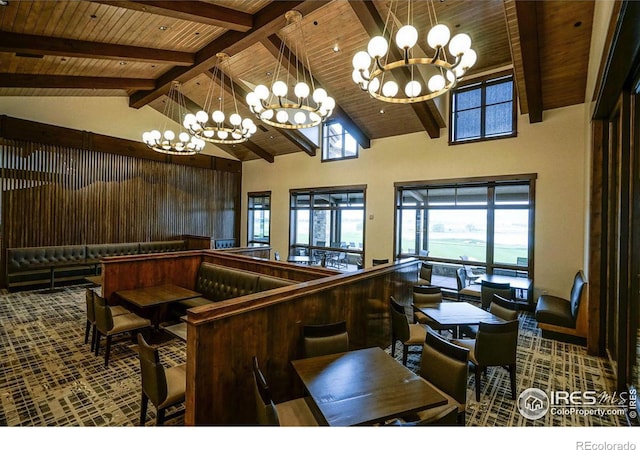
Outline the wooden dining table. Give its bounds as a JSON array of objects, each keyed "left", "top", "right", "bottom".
[
  {"left": 475, "top": 273, "right": 534, "bottom": 306},
  {"left": 418, "top": 301, "right": 505, "bottom": 337},
  {"left": 116, "top": 284, "right": 200, "bottom": 329},
  {"left": 291, "top": 347, "right": 447, "bottom": 426}
]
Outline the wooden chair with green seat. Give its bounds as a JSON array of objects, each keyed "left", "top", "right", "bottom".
[
  {"left": 389, "top": 296, "right": 427, "bottom": 366},
  {"left": 453, "top": 319, "right": 520, "bottom": 402},
  {"left": 252, "top": 356, "right": 318, "bottom": 426},
  {"left": 84, "top": 287, "right": 130, "bottom": 352},
  {"left": 303, "top": 321, "right": 349, "bottom": 358},
  {"left": 93, "top": 292, "right": 151, "bottom": 367},
  {"left": 137, "top": 333, "right": 186, "bottom": 426}
]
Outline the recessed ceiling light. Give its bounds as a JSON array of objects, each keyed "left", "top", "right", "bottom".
[
  {"left": 332, "top": 44, "right": 340, "bottom": 53},
  {"left": 159, "top": 25, "right": 168, "bottom": 31},
  {"left": 266, "top": 71, "right": 272, "bottom": 77},
  {"left": 379, "top": 109, "right": 385, "bottom": 114},
  {"left": 119, "top": 61, "right": 127, "bottom": 65}
]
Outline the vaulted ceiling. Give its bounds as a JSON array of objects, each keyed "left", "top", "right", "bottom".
[{"left": 0, "top": 0, "right": 595, "bottom": 162}]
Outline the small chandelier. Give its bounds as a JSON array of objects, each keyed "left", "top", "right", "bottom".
[
  {"left": 183, "top": 53, "right": 257, "bottom": 144},
  {"left": 351, "top": 0, "right": 477, "bottom": 104},
  {"left": 142, "top": 81, "right": 205, "bottom": 155},
  {"left": 245, "top": 10, "right": 335, "bottom": 129}
]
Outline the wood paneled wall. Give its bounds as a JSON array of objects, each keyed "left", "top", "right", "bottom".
[{"left": 0, "top": 116, "right": 242, "bottom": 288}]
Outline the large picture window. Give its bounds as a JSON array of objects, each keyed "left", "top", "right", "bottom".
[
  {"left": 322, "top": 121, "right": 359, "bottom": 161},
  {"left": 247, "top": 192, "right": 270, "bottom": 245},
  {"left": 449, "top": 73, "right": 516, "bottom": 144},
  {"left": 395, "top": 175, "right": 535, "bottom": 278},
  {"left": 290, "top": 187, "right": 365, "bottom": 271}
]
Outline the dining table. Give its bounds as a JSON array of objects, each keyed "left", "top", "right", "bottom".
[
  {"left": 291, "top": 346, "right": 448, "bottom": 426},
  {"left": 116, "top": 284, "right": 200, "bottom": 330},
  {"left": 475, "top": 273, "right": 534, "bottom": 306},
  {"left": 417, "top": 301, "right": 505, "bottom": 337}
]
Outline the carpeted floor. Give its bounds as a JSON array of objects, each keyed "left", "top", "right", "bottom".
[{"left": 0, "top": 285, "right": 626, "bottom": 426}]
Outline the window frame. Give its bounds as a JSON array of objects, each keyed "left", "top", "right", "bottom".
[
  {"left": 321, "top": 120, "right": 360, "bottom": 162},
  {"left": 449, "top": 71, "right": 518, "bottom": 145},
  {"left": 247, "top": 191, "right": 271, "bottom": 246},
  {"left": 394, "top": 174, "right": 536, "bottom": 279}
]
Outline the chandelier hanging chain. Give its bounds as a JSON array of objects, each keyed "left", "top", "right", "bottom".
[{"left": 351, "top": 0, "right": 477, "bottom": 104}]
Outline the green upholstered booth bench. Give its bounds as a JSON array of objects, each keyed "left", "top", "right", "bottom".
[{"left": 6, "top": 240, "right": 189, "bottom": 291}]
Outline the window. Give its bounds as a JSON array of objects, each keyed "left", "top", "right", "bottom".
[
  {"left": 322, "top": 121, "right": 359, "bottom": 161},
  {"left": 395, "top": 175, "right": 535, "bottom": 277},
  {"left": 450, "top": 73, "right": 516, "bottom": 144},
  {"left": 290, "top": 187, "right": 365, "bottom": 270},
  {"left": 247, "top": 192, "right": 270, "bottom": 245}
]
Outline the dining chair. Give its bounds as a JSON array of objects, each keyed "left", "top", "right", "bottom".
[
  {"left": 84, "top": 287, "right": 130, "bottom": 352},
  {"left": 417, "top": 262, "right": 433, "bottom": 286},
  {"left": 459, "top": 256, "right": 481, "bottom": 284},
  {"left": 453, "top": 319, "right": 520, "bottom": 402},
  {"left": 303, "top": 321, "right": 349, "bottom": 358},
  {"left": 397, "top": 330, "right": 470, "bottom": 426},
  {"left": 137, "top": 333, "right": 186, "bottom": 426},
  {"left": 480, "top": 280, "right": 512, "bottom": 310},
  {"left": 411, "top": 285, "right": 448, "bottom": 333},
  {"left": 252, "top": 356, "right": 318, "bottom": 426},
  {"left": 461, "top": 294, "right": 519, "bottom": 338},
  {"left": 455, "top": 268, "right": 481, "bottom": 302},
  {"left": 389, "top": 296, "right": 427, "bottom": 366},
  {"left": 93, "top": 292, "right": 151, "bottom": 367}
]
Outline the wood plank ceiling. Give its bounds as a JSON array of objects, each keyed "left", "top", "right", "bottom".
[{"left": 0, "top": 0, "right": 595, "bottom": 162}]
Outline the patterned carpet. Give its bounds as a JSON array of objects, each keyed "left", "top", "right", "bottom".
[{"left": 0, "top": 285, "right": 627, "bottom": 427}]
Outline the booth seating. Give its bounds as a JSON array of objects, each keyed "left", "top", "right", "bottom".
[
  {"left": 534, "top": 270, "right": 587, "bottom": 342},
  {"left": 6, "top": 240, "right": 189, "bottom": 291},
  {"left": 177, "top": 262, "right": 295, "bottom": 310}
]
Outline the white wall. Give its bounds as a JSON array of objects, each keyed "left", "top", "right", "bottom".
[
  {"left": 0, "top": 96, "right": 235, "bottom": 159},
  {"left": 242, "top": 104, "right": 587, "bottom": 298}
]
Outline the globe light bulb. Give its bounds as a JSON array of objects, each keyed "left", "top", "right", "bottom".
[
  {"left": 246, "top": 92, "right": 259, "bottom": 106},
  {"left": 427, "top": 24, "right": 451, "bottom": 49},
  {"left": 249, "top": 124, "right": 257, "bottom": 134},
  {"left": 211, "top": 110, "right": 225, "bottom": 124},
  {"left": 460, "top": 49, "right": 477, "bottom": 69},
  {"left": 449, "top": 33, "right": 472, "bottom": 57},
  {"left": 382, "top": 80, "right": 399, "bottom": 97},
  {"left": 260, "top": 109, "right": 274, "bottom": 120},
  {"left": 368, "top": 77, "right": 380, "bottom": 94},
  {"left": 142, "top": 132, "right": 151, "bottom": 143},
  {"left": 183, "top": 113, "right": 196, "bottom": 127},
  {"left": 276, "top": 110, "right": 289, "bottom": 123},
  {"left": 352, "top": 51, "right": 372, "bottom": 70},
  {"left": 195, "top": 110, "right": 208, "bottom": 123},
  {"left": 204, "top": 129, "right": 215, "bottom": 138},
  {"left": 232, "top": 131, "right": 242, "bottom": 139},
  {"left": 405, "top": 80, "right": 421, "bottom": 97},
  {"left": 428, "top": 74, "right": 446, "bottom": 92},
  {"left": 395, "top": 25, "right": 418, "bottom": 50},
  {"left": 313, "top": 88, "right": 328, "bottom": 104},
  {"left": 179, "top": 132, "right": 190, "bottom": 142},
  {"left": 217, "top": 130, "right": 228, "bottom": 140},
  {"left": 255, "top": 84, "right": 270, "bottom": 100},
  {"left": 367, "top": 36, "right": 389, "bottom": 58},
  {"left": 309, "top": 112, "right": 321, "bottom": 123},
  {"left": 272, "top": 80, "right": 288, "bottom": 97},
  {"left": 242, "top": 118, "right": 253, "bottom": 129},
  {"left": 230, "top": 113, "right": 242, "bottom": 126},
  {"left": 294, "top": 111, "right": 306, "bottom": 124},
  {"left": 294, "top": 82, "right": 310, "bottom": 99}
]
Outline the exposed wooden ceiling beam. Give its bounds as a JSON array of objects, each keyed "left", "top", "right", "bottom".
[
  {"left": 0, "top": 74, "right": 154, "bottom": 90},
  {"left": 348, "top": 0, "right": 441, "bottom": 139},
  {"left": 262, "top": 35, "right": 371, "bottom": 149},
  {"left": 213, "top": 69, "right": 318, "bottom": 157},
  {"left": 0, "top": 31, "right": 194, "bottom": 66},
  {"left": 92, "top": 1, "right": 253, "bottom": 32},
  {"left": 505, "top": 0, "right": 543, "bottom": 123},
  {"left": 129, "top": 1, "right": 328, "bottom": 109},
  {"left": 237, "top": 139, "right": 275, "bottom": 163}
]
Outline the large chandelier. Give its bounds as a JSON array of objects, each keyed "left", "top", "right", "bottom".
[
  {"left": 142, "top": 81, "right": 205, "bottom": 155},
  {"left": 183, "top": 53, "right": 257, "bottom": 144},
  {"left": 245, "top": 10, "right": 335, "bottom": 129},
  {"left": 351, "top": 0, "right": 477, "bottom": 103}
]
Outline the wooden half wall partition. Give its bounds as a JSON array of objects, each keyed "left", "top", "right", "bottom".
[{"left": 184, "top": 258, "right": 420, "bottom": 425}]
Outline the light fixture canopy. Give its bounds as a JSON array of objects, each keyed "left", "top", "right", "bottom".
[
  {"left": 183, "top": 53, "right": 257, "bottom": 144},
  {"left": 142, "top": 81, "right": 205, "bottom": 155},
  {"left": 352, "top": 0, "right": 477, "bottom": 104},
  {"left": 245, "top": 10, "right": 335, "bottom": 129}
]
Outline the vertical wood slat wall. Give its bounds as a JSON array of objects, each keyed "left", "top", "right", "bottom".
[{"left": 0, "top": 136, "right": 241, "bottom": 288}]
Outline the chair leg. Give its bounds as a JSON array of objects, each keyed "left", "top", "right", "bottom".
[
  {"left": 104, "top": 335, "right": 112, "bottom": 367},
  {"left": 509, "top": 364, "right": 517, "bottom": 399},
  {"left": 84, "top": 320, "right": 91, "bottom": 345},
  {"left": 140, "top": 392, "right": 149, "bottom": 426},
  {"left": 457, "top": 411, "right": 465, "bottom": 426},
  {"left": 90, "top": 325, "right": 97, "bottom": 353},
  {"left": 156, "top": 408, "right": 165, "bottom": 426},
  {"left": 402, "top": 344, "right": 408, "bottom": 366},
  {"left": 391, "top": 335, "right": 396, "bottom": 358},
  {"left": 94, "top": 332, "right": 101, "bottom": 356},
  {"left": 475, "top": 365, "right": 482, "bottom": 402}
]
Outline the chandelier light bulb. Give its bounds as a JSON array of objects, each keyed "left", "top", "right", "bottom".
[
  {"left": 204, "top": 129, "right": 215, "bottom": 138},
  {"left": 449, "top": 33, "right": 472, "bottom": 57},
  {"left": 294, "top": 111, "right": 306, "bottom": 124},
  {"left": 272, "top": 80, "right": 288, "bottom": 97},
  {"left": 183, "top": 113, "right": 196, "bottom": 127},
  {"left": 230, "top": 113, "right": 242, "bottom": 126},
  {"left": 405, "top": 80, "right": 421, "bottom": 97},
  {"left": 151, "top": 130, "right": 161, "bottom": 141},
  {"left": 352, "top": 51, "right": 372, "bottom": 71},
  {"left": 179, "top": 132, "right": 189, "bottom": 142},
  {"left": 246, "top": 92, "right": 259, "bottom": 107},
  {"left": 255, "top": 84, "right": 270, "bottom": 100},
  {"left": 313, "top": 88, "right": 328, "bottom": 104},
  {"left": 322, "top": 97, "right": 336, "bottom": 111},
  {"left": 242, "top": 118, "right": 253, "bottom": 129},
  {"left": 395, "top": 25, "right": 418, "bottom": 50},
  {"left": 217, "top": 130, "right": 228, "bottom": 140},
  {"left": 368, "top": 77, "right": 380, "bottom": 94},
  {"left": 460, "top": 48, "right": 477, "bottom": 69},
  {"left": 195, "top": 110, "right": 208, "bottom": 123},
  {"left": 211, "top": 110, "right": 225, "bottom": 124},
  {"left": 142, "top": 132, "right": 151, "bottom": 142},
  {"left": 367, "top": 36, "right": 389, "bottom": 58},
  {"left": 294, "top": 82, "right": 310, "bottom": 99},
  {"left": 428, "top": 74, "right": 446, "bottom": 92},
  {"left": 232, "top": 131, "right": 242, "bottom": 140},
  {"left": 276, "top": 110, "right": 289, "bottom": 123},
  {"left": 352, "top": 69, "right": 365, "bottom": 84},
  {"left": 382, "top": 80, "right": 399, "bottom": 97},
  {"left": 427, "top": 24, "right": 451, "bottom": 49},
  {"left": 261, "top": 109, "right": 274, "bottom": 120}
]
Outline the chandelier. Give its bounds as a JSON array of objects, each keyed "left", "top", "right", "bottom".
[
  {"left": 351, "top": 0, "right": 477, "bottom": 104},
  {"left": 142, "top": 81, "right": 205, "bottom": 155},
  {"left": 245, "top": 10, "right": 335, "bottom": 129},
  {"left": 183, "top": 53, "right": 257, "bottom": 144}
]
